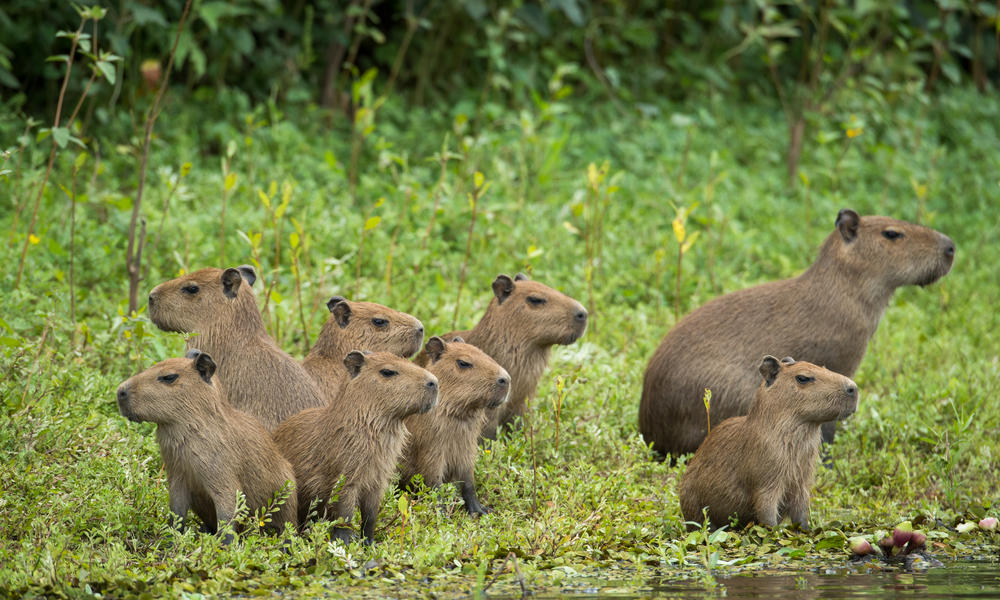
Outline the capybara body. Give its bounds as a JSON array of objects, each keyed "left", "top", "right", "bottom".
[
  {"left": 678, "top": 356, "right": 859, "bottom": 530},
  {"left": 273, "top": 351, "right": 439, "bottom": 543},
  {"left": 116, "top": 351, "right": 297, "bottom": 536},
  {"left": 417, "top": 273, "right": 587, "bottom": 439},
  {"left": 641, "top": 210, "right": 954, "bottom": 456},
  {"left": 303, "top": 296, "right": 424, "bottom": 402},
  {"left": 400, "top": 337, "right": 510, "bottom": 515},
  {"left": 148, "top": 266, "right": 325, "bottom": 431}
]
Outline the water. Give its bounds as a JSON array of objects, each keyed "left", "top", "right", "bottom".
[{"left": 496, "top": 561, "right": 1000, "bottom": 599}]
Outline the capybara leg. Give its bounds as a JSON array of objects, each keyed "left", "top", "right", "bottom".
[
  {"left": 785, "top": 488, "right": 811, "bottom": 531},
  {"left": 359, "top": 491, "right": 381, "bottom": 545},
  {"left": 168, "top": 479, "right": 191, "bottom": 531},
  {"left": 212, "top": 492, "right": 237, "bottom": 545},
  {"left": 329, "top": 488, "right": 358, "bottom": 544},
  {"left": 458, "top": 476, "right": 489, "bottom": 516},
  {"left": 752, "top": 486, "right": 782, "bottom": 527}
]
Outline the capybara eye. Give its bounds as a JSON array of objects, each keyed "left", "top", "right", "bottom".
[
  {"left": 182, "top": 284, "right": 200, "bottom": 294},
  {"left": 457, "top": 359, "right": 473, "bottom": 369},
  {"left": 371, "top": 318, "right": 389, "bottom": 327},
  {"left": 882, "top": 230, "right": 904, "bottom": 240},
  {"left": 794, "top": 375, "right": 815, "bottom": 384},
  {"left": 379, "top": 368, "right": 398, "bottom": 378},
  {"left": 526, "top": 296, "right": 546, "bottom": 306},
  {"left": 157, "top": 373, "right": 179, "bottom": 384}
]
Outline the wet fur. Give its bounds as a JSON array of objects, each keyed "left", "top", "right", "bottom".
[
  {"left": 148, "top": 267, "right": 325, "bottom": 431},
  {"left": 640, "top": 211, "right": 954, "bottom": 456},
  {"left": 678, "top": 357, "right": 859, "bottom": 530}
]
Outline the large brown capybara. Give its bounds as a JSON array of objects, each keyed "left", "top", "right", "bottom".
[
  {"left": 273, "top": 351, "right": 438, "bottom": 544},
  {"left": 302, "top": 296, "right": 424, "bottom": 403},
  {"left": 400, "top": 336, "right": 510, "bottom": 515},
  {"left": 116, "top": 350, "right": 298, "bottom": 540},
  {"left": 417, "top": 273, "right": 587, "bottom": 439},
  {"left": 679, "top": 356, "right": 859, "bottom": 530},
  {"left": 147, "top": 265, "right": 325, "bottom": 431},
  {"left": 640, "top": 209, "right": 954, "bottom": 457}
]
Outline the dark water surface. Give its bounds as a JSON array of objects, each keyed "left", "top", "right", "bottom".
[{"left": 498, "top": 562, "right": 1000, "bottom": 599}]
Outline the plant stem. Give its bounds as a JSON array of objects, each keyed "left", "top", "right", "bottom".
[{"left": 453, "top": 181, "right": 480, "bottom": 330}]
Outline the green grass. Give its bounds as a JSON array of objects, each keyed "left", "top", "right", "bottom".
[{"left": 1, "top": 87, "right": 999, "bottom": 598}]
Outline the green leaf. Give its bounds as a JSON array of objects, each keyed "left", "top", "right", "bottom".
[
  {"left": 52, "top": 127, "right": 69, "bottom": 149},
  {"left": 364, "top": 216, "right": 381, "bottom": 231},
  {"left": 95, "top": 60, "right": 115, "bottom": 84}
]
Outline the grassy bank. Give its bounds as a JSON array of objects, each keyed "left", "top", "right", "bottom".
[{"left": 1, "top": 88, "right": 998, "bottom": 597}]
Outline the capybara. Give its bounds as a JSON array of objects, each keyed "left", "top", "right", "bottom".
[
  {"left": 273, "top": 351, "right": 438, "bottom": 543},
  {"left": 678, "top": 356, "right": 859, "bottom": 530},
  {"left": 417, "top": 273, "right": 587, "bottom": 439},
  {"left": 147, "top": 265, "right": 325, "bottom": 431},
  {"left": 302, "top": 296, "right": 424, "bottom": 402},
  {"left": 400, "top": 336, "right": 510, "bottom": 515},
  {"left": 116, "top": 350, "right": 297, "bottom": 538},
  {"left": 641, "top": 209, "right": 954, "bottom": 456}
]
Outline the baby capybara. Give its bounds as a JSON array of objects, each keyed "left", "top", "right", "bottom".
[
  {"left": 679, "top": 356, "right": 858, "bottom": 530},
  {"left": 418, "top": 273, "right": 587, "bottom": 439},
  {"left": 303, "top": 296, "right": 424, "bottom": 402},
  {"left": 400, "top": 336, "right": 510, "bottom": 515},
  {"left": 147, "top": 265, "right": 325, "bottom": 431},
  {"left": 273, "top": 351, "right": 438, "bottom": 544},
  {"left": 641, "top": 209, "right": 953, "bottom": 456},
  {"left": 116, "top": 350, "right": 297, "bottom": 538}
]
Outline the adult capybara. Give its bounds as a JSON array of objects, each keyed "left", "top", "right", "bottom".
[
  {"left": 116, "top": 350, "right": 297, "bottom": 538},
  {"left": 273, "top": 351, "right": 438, "bottom": 544},
  {"left": 148, "top": 265, "right": 325, "bottom": 431},
  {"left": 302, "top": 296, "right": 424, "bottom": 402},
  {"left": 679, "top": 356, "right": 858, "bottom": 530},
  {"left": 417, "top": 273, "right": 587, "bottom": 439},
  {"left": 641, "top": 209, "right": 954, "bottom": 456},
  {"left": 400, "top": 337, "right": 510, "bottom": 515}
]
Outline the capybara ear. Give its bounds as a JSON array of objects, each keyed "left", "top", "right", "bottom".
[
  {"left": 836, "top": 209, "right": 860, "bottom": 242},
  {"left": 344, "top": 351, "right": 366, "bottom": 378},
  {"left": 221, "top": 268, "right": 244, "bottom": 299},
  {"left": 780, "top": 356, "right": 796, "bottom": 365},
  {"left": 236, "top": 264, "right": 257, "bottom": 286},
  {"left": 492, "top": 274, "right": 515, "bottom": 305},
  {"left": 332, "top": 299, "right": 352, "bottom": 328},
  {"left": 514, "top": 272, "right": 530, "bottom": 281},
  {"left": 450, "top": 335, "right": 465, "bottom": 344},
  {"left": 326, "top": 296, "right": 348, "bottom": 312},
  {"left": 193, "top": 352, "right": 216, "bottom": 384},
  {"left": 424, "top": 336, "right": 446, "bottom": 363},
  {"left": 185, "top": 349, "right": 202, "bottom": 360},
  {"left": 759, "top": 355, "right": 782, "bottom": 387}
]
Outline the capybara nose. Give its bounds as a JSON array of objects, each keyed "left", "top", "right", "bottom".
[
  {"left": 575, "top": 310, "right": 588, "bottom": 323},
  {"left": 944, "top": 243, "right": 955, "bottom": 259},
  {"left": 147, "top": 294, "right": 154, "bottom": 308},
  {"left": 425, "top": 379, "right": 437, "bottom": 391},
  {"left": 117, "top": 387, "right": 128, "bottom": 404},
  {"left": 416, "top": 325, "right": 424, "bottom": 335},
  {"left": 497, "top": 376, "right": 509, "bottom": 387},
  {"left": 845, "top": 384, "right": 858, "bottom": 398}
]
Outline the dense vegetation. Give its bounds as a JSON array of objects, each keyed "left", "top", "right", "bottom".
[{"left": 2, "top": 1, "right": 999, "bottom": 598}]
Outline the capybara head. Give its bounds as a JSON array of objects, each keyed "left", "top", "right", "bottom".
[
  {"left": 147, "top": 265, "right": 258, "bottom": 333},
  {"left": 343, "top": 351, "right": 439, "bottom": 418},
  {"left": 316, "top": 296, "right": 424, "bottom": 358},
  {"left": 756, "top": 355, "right": 859, "bottom": 424},
  {"left": 424, "top": 336, "right": 510, "bottom": 412},
  {"left": 116, "top": 350, "right": 219, "bottom": 424},
  {"left": 828, "top": 209, "right": 955, "bottom": 288},
  {"left": 488, "top": 273, "right": 588, "bottom": 345}
]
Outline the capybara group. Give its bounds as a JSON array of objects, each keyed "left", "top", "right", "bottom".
[
  {"left": 419, "top": 273, "right": 587, "bottom": 439},
  {"left": 148, "top": 265, "right": 326, "bottom": 431},
  {"left": 641, "top": 209, "right": 954, "bottom": 456},
  {"left": 679, "top": 356, "right": 859, "bottom": 530},
  {"left": 302, "top": 296, "right": 424, "bottom": 402},
  {"left": 116, "top": 350, "right": 297, "bottom": 537},
  {"left": 400, "top": 336, "right": 510, "bottom": 515},
  {"left": 273, "top": 351, "right": 439, "bottom": 543}
]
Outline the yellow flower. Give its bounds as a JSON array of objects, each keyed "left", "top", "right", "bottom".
[
  {"left": 846, "top": 127, "right": 863, "bottom": 139},
  {"left": 28, "top": 234, "right": 40, "bottom": 245}
]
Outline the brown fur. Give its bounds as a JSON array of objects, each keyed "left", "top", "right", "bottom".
[
  {"left": 400, "top": 337, "right": 510, "bottom": 514},
  {"left": 641, "top": 210, "right": 954, "bottom": 456},
  {"left": 116, "top": 351, "right": 297, "bottom": 537},
  {"left": 148, "top": 266, "right": 325, "bottom": 431},
  {"left": 303, "top": 296, "right": 424, "bottom": 403},
  {"left": 272, "top": 351, "right": 439, "bottom": 543},
  {"left": 417, "top": 273, "right": 587, "bottom": 439},
  {"left": 679, "top": 356, "right": 858, "bottom": 530}
]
